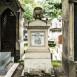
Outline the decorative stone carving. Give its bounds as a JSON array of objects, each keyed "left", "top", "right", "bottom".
[{"left": 33, "top": 7, "right": 43, "bottom": 20}]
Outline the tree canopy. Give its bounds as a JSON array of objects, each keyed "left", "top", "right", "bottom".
[
  {"left": 23, "top": 4, "right": 34, "bottom": 20},
  {"left": 41, "top": 0, "right": 62, "bottom": 19},
  {"left": 19, "top": 0, "right": 62, "bottom": 20}
]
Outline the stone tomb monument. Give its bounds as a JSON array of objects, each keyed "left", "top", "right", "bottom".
[
  {"left": 24, "top": 7, "right": 51, "bottom": 75},
  {"left": 0, "top": 0, "right": 24, "bottom": 61}
]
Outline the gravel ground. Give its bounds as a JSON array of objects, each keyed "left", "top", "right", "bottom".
[{"left": 54, "top": 66, "right": 67, "bottom": 77}]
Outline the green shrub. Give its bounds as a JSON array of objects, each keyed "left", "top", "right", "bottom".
[
  {"left": 52, "top": 61, "right": 62, "bottom": 67},
  {"left": 19, "top": 60, "right": 24, "bottom": 64}
]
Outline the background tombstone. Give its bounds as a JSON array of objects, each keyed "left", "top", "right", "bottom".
[
  {"left": 62, "top": 0, "right": 77, "bottom": 77},
  {"left": 0, "top": 0, "right": 24, "bottom": 61},
  {"left": 24, "top": 7, "right": 52, "bottom": 75}
]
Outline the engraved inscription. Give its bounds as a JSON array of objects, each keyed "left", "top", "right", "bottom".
[{"left": 31, "top": 32, "right": 44, "bottom": 46}]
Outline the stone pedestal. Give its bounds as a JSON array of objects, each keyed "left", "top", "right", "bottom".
[{"left": 24, "top": 19, "right": 52, "bottom": 75}]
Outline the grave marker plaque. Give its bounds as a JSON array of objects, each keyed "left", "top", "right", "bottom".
[{"left": 31, "top": 32, "right": 45, "bottom": 46}]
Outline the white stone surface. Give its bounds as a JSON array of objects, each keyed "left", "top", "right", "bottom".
[
  {"left": 24, "top": 19, "right": 51, "bottom": 75},
  {"left": 25, "top": 19, "right": 51, "bottom": 27},
  {"left": 25, "top": 52, "right": 51, "bottom": 59},
  {"left": 27, "top": 29, "right": 48, "bottom": 50},
  {"left": 25, "top": 19, "right": 46, "bottom": 26},
  {"left": 0, "top": 63, "right": 19, "bottom": 77},
  {"left": 21, "top": 54, "right": 25, "bottom": 60},
  {"left": 24, "top": 59, "right": 52, "bottom": 74},
  {"left": 5, "top": 63, "right": 19, "bottom": 77},
  {"left": 52, "top": 18, "right": 62, "bottom": 28},
  {"left": 20, "top": 41, "right": 24, "bottom": 58},
  {"left": 52, "top": 45, "right": 62, "bottom": 61},
  {"left": 27, "top": 49, "right": 49, "bottom": 52},
  {"left": 48, "top": 17, "right": 62, "bottom": 44},
  {"left": 31, "top": 32, "right": 45, "bottom": 46},
  {"left": 0, "top": 76, "right": 4, "bottom": 77}
]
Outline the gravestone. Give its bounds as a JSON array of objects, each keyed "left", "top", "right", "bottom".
[
  {"left": 0, "top": 0, "right": 24, "bottom": 61},
  {"left": 62, "top": 0, "right": 77, "bottom": 77},
  {"left": 24, "top": 7, "right": 52, "bottom": 75},
  {"left": 0, "top": 52, "right": 14, "bottom": 75}
]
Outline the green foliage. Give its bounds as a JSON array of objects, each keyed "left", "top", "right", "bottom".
[
  {"left": 41, "top": 0, "right": 62, "bottom": 19},
  {"left": 19, "top": 0, "right": 62, "bottom": 20},
  {"left": 52, "top": 61, "right": 62, "bottom": 67},
  {"left": 19, "top": 0, "right": 34, "bottom": 6},
  {"left": 50, "top": 47, "right": 55, "bottom": 49},
  {"left": 50, "top": 47, "right": 55, "bottom": 53},
  {"left": 19, "top": 60, "right": 24, "bottom": 64},
  {"left": 23, "top": 4, "right": 34, "bottom": 20},
  {"left": 19, "top": 0, "right": 42, "bottom": 20},
  {"left": 25, "top": 45, "right": 28, "bottom": 48},
  {"left": 22, "top": 0, "right": 34, "bottom": 4},
  {"left": 19, "top": 0, "right": 34, "bottom": 20}
]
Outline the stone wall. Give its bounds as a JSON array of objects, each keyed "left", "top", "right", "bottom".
[
  {"left": 0, "top": 0, "right": 19, "bottom": 51},
  {"left": 62, "top": 0, "right": 76, "bottom": 77},
  {"left": 0, "top": 0, "right": 24, "bottom": 60},
  {"left": 62, "top": 0, "right": 70, "bottom": 75}
]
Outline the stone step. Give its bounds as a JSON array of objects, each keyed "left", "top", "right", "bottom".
[
  {"left": 5, "top": 63, "right": 19, "bottom": 77},
  {"left": 0, "top": 52, "right": 13, "bottom": 75},
  {"left": 21, "top": 69, "right": 24, "bottom": 77}
]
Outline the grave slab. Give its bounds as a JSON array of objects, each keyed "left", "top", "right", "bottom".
[{"left": 0, "top": 52, "right": 14, "bottom": 75}]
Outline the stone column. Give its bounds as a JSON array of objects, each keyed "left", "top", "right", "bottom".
[
  {"left": 15, "top": 13, "right": 20, "bottom": 61},
  {"left": 19, "top": 12, "right": 24, "bottom": 58}
]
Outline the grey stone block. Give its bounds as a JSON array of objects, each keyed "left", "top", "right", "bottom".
[{"left": 0, "top": 52, "right": 13, "bottom": 75}]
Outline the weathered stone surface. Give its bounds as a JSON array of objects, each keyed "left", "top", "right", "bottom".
[
  {"left": 25, "top": 52, "right": 51, "bottom": 59},
  {"left": 0, "top": 52, "right": 14, "bottom": 75},
  {"left": 62, "top": 0, "right": 76, "bottom": 77},
  {"left": 33, "top": 7, "right": 43, "bottom": 20},
  {"left": 24, "top": 59, "right": 52, "bottom": 74},
  {"left": 0, "top": 0, "right": 24, "bottom": 61},
  {"left": 25, "top": 19, "right": 50, "bottom": 27},
  {"left": 24, "top": 17, "right": 51, "bottom": 75}
]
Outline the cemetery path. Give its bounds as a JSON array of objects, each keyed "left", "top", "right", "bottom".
[
  {"left": 11, "top": 64, "right": 68, "bottom": 77},
  {"left": 54, "top": 66, "right": 67, "bottom": 77},
  {"left": 12, "top": 64, "right": 24, "bottom": 77}
]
